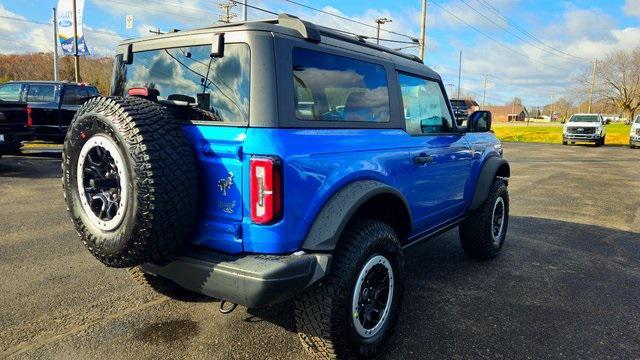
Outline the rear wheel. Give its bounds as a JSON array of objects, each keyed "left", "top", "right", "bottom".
[
  {"left": 459, "top": 179, "right": 509, "bottom": 259},
  {"left": 295, "top": 219, "right": 403, "bottom": 359}
]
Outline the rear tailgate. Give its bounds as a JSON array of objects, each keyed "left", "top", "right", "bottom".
[
  {"left": 182, "top": 125, "right": 247, "bottom": 254},
  {"left": 0, "top": 101, "right": 30, "bottom": 137}
]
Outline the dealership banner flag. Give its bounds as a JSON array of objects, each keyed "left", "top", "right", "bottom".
[{"left": 57, "top": 0, "right": 90, "bottom": 56}]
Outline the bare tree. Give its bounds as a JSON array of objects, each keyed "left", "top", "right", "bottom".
[{"left": 578, "top": 47, "right": 640, "bottom": 120}]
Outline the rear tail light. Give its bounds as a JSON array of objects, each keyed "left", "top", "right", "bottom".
[
  {"left": 26, "top": 106, "right": 33, "bottom": 128},
  {"left": 250, "top": 157, "right": 282, "bottom": 224}
]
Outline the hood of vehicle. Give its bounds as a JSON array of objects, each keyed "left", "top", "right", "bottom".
[{"left": 565, "top": 122, "right": 600, "bottom": 128}]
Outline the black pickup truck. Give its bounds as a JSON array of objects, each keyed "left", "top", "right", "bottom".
[
  {"left": 0, "top": 81, "right": 100, "bottom": 144},
  {"left": 0, "top": 101, "right": 28, "bottom": 155}
]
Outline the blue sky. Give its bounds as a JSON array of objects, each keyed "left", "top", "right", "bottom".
[{"left": 1, "top": 0, "right": 639, "bottom": 105}]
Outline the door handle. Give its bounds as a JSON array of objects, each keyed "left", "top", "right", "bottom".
[{"left": 413, "top": 154, "right": 433, "bottom": 165}]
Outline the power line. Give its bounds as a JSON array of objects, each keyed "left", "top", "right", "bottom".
[
  {"left": 0, "top": 14, "right": 125, "bottom": 39},
  {"left": 430, "top": 0, "right": 572, "bottom": 73},
  {"left": 474, "top": 0, "right": 587, "bottom": 61},
  {"left": 282, "top": 0, "right": 419, "bottom": 42},
  {"left": 457, "top": 0, "right": 585, "bottom": 63}
]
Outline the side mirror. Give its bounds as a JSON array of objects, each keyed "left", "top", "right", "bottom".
[
  {"left": 468, "top": 111, "right": 492, "bottom": 132},
  {"left": 211, "top": 33, "right": 225, "bottom": 58}
]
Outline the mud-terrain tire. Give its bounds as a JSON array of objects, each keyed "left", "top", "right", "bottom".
[
  {"left": 459, "top": 179, "right": 509, "bottom": 260},
  {"left": 128, "top": 267, "right": 201, "bottom": 300},
  {"left": 62, "top": 97, "right": 197, "bottom": 268},
  {"left": 295, "top": 219, "right": 404, "bottom": 359}
]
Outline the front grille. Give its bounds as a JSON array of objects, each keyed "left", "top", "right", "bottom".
[{"left": 566, "top": 126, "right": 596, "bottom": 134}]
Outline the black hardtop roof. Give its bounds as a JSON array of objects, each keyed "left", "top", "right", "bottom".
[{"left": 118, "top": 13, "right": 439, "bottom": 79}]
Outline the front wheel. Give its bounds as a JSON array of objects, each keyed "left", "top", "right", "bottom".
[
  {"left": 459, "top": 179, "right": 509, "bottom": 259},
  {"left": 295, "top": 219, "right": 403, "bottom": 359}
]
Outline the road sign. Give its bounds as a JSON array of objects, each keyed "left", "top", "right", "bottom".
[{"left": 126, "top": 15, "right": 134, "bottom": 29}]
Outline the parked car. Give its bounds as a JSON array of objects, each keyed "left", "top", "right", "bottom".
[
  {"left": 0, "top": 100, "right": 28, "bottom": 154},
  {"left": 562, "top": 113, "right": 607, "bottom": 146},
  {"left": 61, "top": 14, "right": 510, "bottom": 359},
  {"left": 449, "top": 98, "right": 470, "bottom": 125},
  {"left": 0, "top": 81, "right": 99, "bottom": 143},
  {"left": 631, "top": 115, "right": 640, "bottom": 149}
]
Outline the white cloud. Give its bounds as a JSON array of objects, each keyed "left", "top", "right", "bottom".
[
  {"left": 0, "top": 4, "right": 54, "bottom": 54},
  {"left": 0, "top": 4, "right": 119, "bottom": 56},
  {"left": 624, "top": 0, "right": 640, "bottom": 18}
]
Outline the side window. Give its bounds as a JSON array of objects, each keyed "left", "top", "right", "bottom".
[
  {"left": 398, "top": 73, "right": 453, "bottom": 135},
  {"left": 292, "top": 47, "right": 390, "bottom": 122},
  {"left": 26, "top": 84, "right": 56, "bottom": 102},
  {"left": 62, "top": 86, "right": 87, "bottom": 105},
  {"left": 0, "top": 83, "right": 23, "bottom": 101}
]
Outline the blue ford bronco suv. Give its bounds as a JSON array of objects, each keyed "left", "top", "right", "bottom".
[{"left": 63, "top": 14, "right": 510, "bottom": 359}]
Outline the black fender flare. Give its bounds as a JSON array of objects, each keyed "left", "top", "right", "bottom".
[
  {"left": 469, "top": 156, "right": 510, "bottom": 211},
  {"left": 301, "top": 180, "right": 412, "bottom": 252}
]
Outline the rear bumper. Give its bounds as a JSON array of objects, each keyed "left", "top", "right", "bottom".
[{"left": 141, "top": 247, "right": 331, "bottom": 308}]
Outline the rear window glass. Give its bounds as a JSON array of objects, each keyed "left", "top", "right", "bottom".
[
  {"left": 112, "top": 43, "right": 250, "bottom": 124},
  {"left": 292, "top": 47, "right": 390, "bottom": 123},
  {"left": 27, "top": 84, "right": 55, "bottom": 102},
  {"left": 0, "top": 83, "right": 22, "bottom": 101}
]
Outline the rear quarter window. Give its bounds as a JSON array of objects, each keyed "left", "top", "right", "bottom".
[{"left": 292, "top": 48, "right": 390, "bottom": 123}]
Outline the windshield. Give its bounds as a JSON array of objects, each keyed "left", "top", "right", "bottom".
[
  {"left": 635, "top": 116, "right": 640, "bottom": 124},
  {"left": 450, "top": 100, "right": 467, "bottom": 108},
  {"left": 569, "top": 115, "right": 599, "bottom": 123},
  {"left": 111, "top": 43, "right": 250, "bottom": 124}
]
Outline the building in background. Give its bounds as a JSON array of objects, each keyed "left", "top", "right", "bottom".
[{"left": 484, "top": 104, "right": 529, "bottom": 122}]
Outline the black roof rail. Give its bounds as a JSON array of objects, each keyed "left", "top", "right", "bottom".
[{"left": 278, "top": 13, "right": 321, "bottom": 43}]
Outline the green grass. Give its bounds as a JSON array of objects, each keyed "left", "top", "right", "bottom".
[{"left": 493, "top": 123, "right": 632, "bottom": 145}]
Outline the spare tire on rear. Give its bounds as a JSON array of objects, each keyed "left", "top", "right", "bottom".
[{"left": 62, "top": 97, "right": 198, "bottom": 268}]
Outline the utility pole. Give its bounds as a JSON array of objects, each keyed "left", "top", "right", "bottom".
[
  {"left": 219, "top": 1, "right": 238, "bottom": 23},
  {"left": 419, "top": 0, "right": 427, "bottom": 60},
  {"left": 588, "top": 59, "right": 597, "bottom": 114},
  {"left": 550, "top": 92, "right": 555, "bottom": 119},
  {"left": 72, "top": 0, "right": 80, "bottom": 82},
  {"left": 511, "top": 98, "right": 516, "bottom": 122},
  {"left": 457, "top": 50, "right": 462, "bottom": 99},
  {"left": 241, "top": 0, "right": 247, "bottom": 21},
  {"left": 482, "top": 75, "right": 487, "bottom": 110},
  {"left": 52, "top": 7, "right": 59, "bottom": 82},
  {"left": 374, "top": 17, "right": 392, "bottom": 45}
]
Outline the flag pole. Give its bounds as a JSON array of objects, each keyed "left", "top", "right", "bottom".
[{"left": 72, "top": 0, "right": 80, "bottom": 82}]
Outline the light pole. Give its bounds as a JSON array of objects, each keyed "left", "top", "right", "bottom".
[
  {"left": 419, "top": 0, "right": 427, "bottom": 60},
  {"left": 375, "top": 17, "right": 392, "bottom": 45},
  {"left": 447, "top": 83, "right": 454, "bottom": 96}
]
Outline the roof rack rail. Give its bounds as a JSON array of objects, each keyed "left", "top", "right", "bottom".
[{"left": 278, "top": 13, "right": 321, "bottom": 43}]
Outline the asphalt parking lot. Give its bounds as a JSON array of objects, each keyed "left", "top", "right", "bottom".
[{"left": 1, "top": 142, "right": 639, "bottom": 359}]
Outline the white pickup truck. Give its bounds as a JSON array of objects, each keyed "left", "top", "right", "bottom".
[
  {"left": 562, "top": 114, "right": 607, "bottom": 146},
  {"left": 631, "top": 115, "right": 640, "bottom": 149}
]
